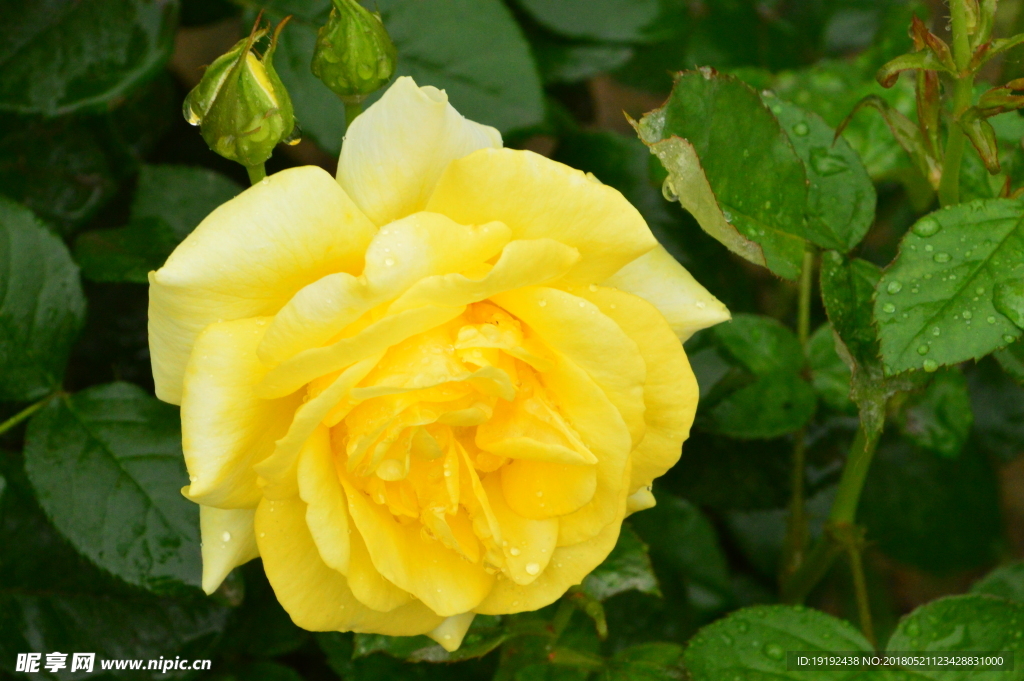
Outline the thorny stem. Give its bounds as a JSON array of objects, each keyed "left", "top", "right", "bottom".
[
  {"left": 780, "top": 245, "right": 816, "bottom": 583},
  {"left": 0, "top": 394, "right": 56, "bottom": 438},
  {"left": 938, "top": 0, "right": 977, "bottom": 206},
  {"left": 246, "top": 164, "right": 267, "bottom": 185}
]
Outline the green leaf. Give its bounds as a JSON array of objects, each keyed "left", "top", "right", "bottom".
[
  {"left": 0, "top": 458, "right": 228, "bottom": 678},
  {"left": 23, "top": 382, "right": 201, "bottom": 593},
  {"left": 714, "top": 314, "right": 805, "bottom": 376},
  {"left": 683, "top": 605, "right": 873, "bottom": 680},
  {"left": 74, "top": 217, "right": 180, "bottom": 284},
  {"left": 885, "top": 595, "right": 1024, "bottom": 675},
  {"left": 516, "top": 0, "right": 662, "bottom": 43},
  {"left": 320, "top": 631, "right": 503, "bottom": 681},
  {"left": 859, "top": 438, "right": 1002, "bottom": 572},
  {"left": 132, "top": 164, "right": 242, "bottom": 241},
  {"left": 704, "top": 372, "right": 817, "bottom": 440},
  {"left": 764, "top": 96, "right": 875, "bottom": 252},
  {"left": 972, "top": 561, "right": 1024, "bottom": 603},
  {"left": 601, "top": 643, "right": 685, "bottom": 681},
  {"left": 636, "top": 69, "right": 806, "bottom": 279},
  {"left": 630, "top": 492, "right": 733, "bottom": 617},
  {"left": 251, "top": 0, "right": 543, "bottom": 154},
  {"left": 808, "top": 323, "right": 854, "bottom": 412},
  {"left": 582, "top": 524, "right": 659, "bottom": 601},
  {"left": 896, "top": 369, "right": 973, "bottom": 458},
  {"left": 820, "top": 252, "right": 883, "bottom": 368},
  {"left": 0, "top": 0, "right": 179, "bottom": 116},
  {"left": 0, "top": 198, "right": 86, "bottom": 401},
  {"left": 875, "top": 200, "right": 1024, "bottom": 375},
  {"left": 532, "top": 39, "right": 633, "bottom": 85},
  {"left": 230, "top": 662, "right": 305, "bottom": 681}
]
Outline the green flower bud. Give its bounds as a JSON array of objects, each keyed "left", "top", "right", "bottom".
[
  {"left": 184, "top": 17, "right": 298, "bottom": 169},
  {"left": 311, "top": 0, "right": 397, "bottom": 103}
]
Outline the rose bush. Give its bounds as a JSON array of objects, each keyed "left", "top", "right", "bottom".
[{"left": 148, "top": 76, "right": 729, "bottom": 650}]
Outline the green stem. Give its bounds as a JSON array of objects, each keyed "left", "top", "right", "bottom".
[
  {"left": 246, "top": 164, "right": 267, "bottom": 185},
  {"left": 781, "top": 416, "right": 884, "bottom": 602},
  {"left": 344, "top": 100, "right": 362, "bottom": 128},
  {"left": 937, "top": 0, "right": 976, "bottom": 207},
  {"left": 828, "top": 419, "right": 883, "bottom": 525},
  {"left": 780, "top": 245, "right": 816, "bottom": 582},
  {"left": 846, "top": 540, "right": 876, "bottom": 648},
  {"left": 0, "top": 395, "right": 56, "bottom": 438}
]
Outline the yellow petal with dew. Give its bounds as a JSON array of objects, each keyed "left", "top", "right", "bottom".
[
  {"left": 338, "top": 76, "right": 502, "bottom": 226},
  {"left": 339, "top": 474, "right": 495, "bottom": 617},
  {"left": 603, "top": 245, "right": 730, "bottom": 342},
  {"left": 199, "top": 505, "right": 259, "bottom": 594},
  {"left": 483, "top": 475, "right": 558, "bottom": 586},
  {"left": 181, "top": 317, "right": 301, "bottom": 508},
  {"left": 149, "top": 166, "right": 375, "bottom": 404},
  {"left": 255, "top": 496, "right": 443, "bottom": 634},
  {"left": 426, "top": 148, "right": 656, "bottom": 283},
  {"left": 500, "top": 459, "right": 597, "bottom": 520}
]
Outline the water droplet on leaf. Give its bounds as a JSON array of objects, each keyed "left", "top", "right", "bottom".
[
  {"left": 913, "top": 218, "right": 940, "bottom": 237},
  {"left": 923, "top": 359, "right": 938, "bottom": 372},
  {"left": 887, "top": 281, "right": 903, "bottom": 294},
  {"left": 933, "top": 252, "right": 951, "bottom": 263},
  {"left": 792, "top": 122, "right": 809, "bottom": 136},
  {"left": 883, "top": 303, "right": 896, "bottom": 313}
]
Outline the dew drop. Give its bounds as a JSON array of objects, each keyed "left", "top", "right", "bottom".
[
  {"left": 260, "top": 532, "right": 265, "bottom": 538},
  {"left": 525, "top": 562, "right": 540, "bottom": 575},
  {"left": 933, "top": 252, "right": 951, "bottom": 263},
  {"left": 913, "top": 218, "right": 940, "bottom": 237},
  {"left": 932, "top": 327, "right": 941, "bottom": 336},
  {"left": 384, "top": 258, "right": 395, "bottom": 267},
  {"left": 988, "top": 316, "right": 997, "bottom": 324},
  {"left": 722, "top": 210, "right": 734, "bottom": 222},
  {"left": 1005, "top": 334, "right": 1018, "bottom": 344},
  {"left": 221, "top": 531, "right": 232, "bottom": 542},
  {"left": 883, "top": 303, "right": 896, "bottom": 313},
  {"left": 962, "top": 310, "right": 973, "bottom": 320},
  {"left": 579, "top": 301, "right": 586, "bottom": 308},
  {"left": 809, "top": 147, "right": 849, "bottom": 175},
  {"left": 887, "top": 280, "right": 903, "bottom": 294},
  {"left": 538, "top": 299, "right": 547, "bottom": 307},
  {"left": 792, "top": 122, "right": 809, "bottom": 136},
  {"left": 588, "top": 284, "right": 597, "bottom": 292},
  {"left": 917, "top": 345, "right": 929, "bottom": 355},
  {"left": 905, "top": 621, "right": 921, "bottom": 637},
  {"left": 509, "top": 547, "right": 521, "bottom": 556},
  {"left": 763, "top": 643, "right": 785, "bottom": 661},
  {"left": 923, "top": 359, "right": 938, "bottom": 372},
  {"left": 976, "top": 286, "right": 986, "bottom": 295},
  {"left": 661, "top": 178, "right": 678, "bottom": 202},
  {"left": 925, "top": 244, "right": 934, "bottom": 252}
]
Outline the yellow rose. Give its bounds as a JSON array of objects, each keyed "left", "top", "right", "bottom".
[{"left": 149, "top": 76, "right": 729, "bottom": 650}]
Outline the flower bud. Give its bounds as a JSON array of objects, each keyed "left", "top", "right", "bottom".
[
  {"left": 184, "top": 17, "right": 298, "bottom": 169},
  {"left": 311, "top": 0, "right": 397, "bottom": 103}
]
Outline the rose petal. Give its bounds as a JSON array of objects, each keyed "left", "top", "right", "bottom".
[{"left": 199, "top": 506, "right": 259, "bottom": 594}]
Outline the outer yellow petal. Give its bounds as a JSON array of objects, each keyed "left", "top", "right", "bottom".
[
  {"left": 427, "top": 613, "right": 477, "bottom": 652},
  {"left": 492, "top": 287, "right": 646, "bottom": 447},
  {"left": 603, "top": 246, "right": 730, "bottom": 342},
  {"left": 483, "top": 475, "right": 558, "bottom": 586},
  {"left": 181, "top": 317, "right": 302, "bottom": 508},
  {"left": 574, "top": 286, "right": 698, "bottom": 494},
  {"left": 338, "top": 76, "right": 502, "bottom": 226},
  {"left": 474, "top": 500, "right": 624, "bottom": 615},
  {"left": 256, "top": 496, "right": 443, "bottom": 635},
  {"left": 340, "top": 475, "right": 495, "bottom": 616},
  {"left": 426, "top": 148, "right": 657, "bottom": 283},
  {"left": 199, "top": 506, "right": 259, "bottom": 595},
  {"left": 297, "top": 425, "right": 350, "bottom": 574},
  {"left": 149, "top": 166, "right": 376, "bottom": 404}
]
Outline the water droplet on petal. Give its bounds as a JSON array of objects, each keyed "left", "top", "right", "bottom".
[
  {"left": 384, "top": 258, "right": 395, "bottom": 267},
  {"left": 221, "top": 531, "right": 232, "bottom": 542},
  {"left": 525, "top": 562, "right": 540, "bottom": 575},
  {"left": 509, "top": 547, "right": 521, "bottom": 556}
]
